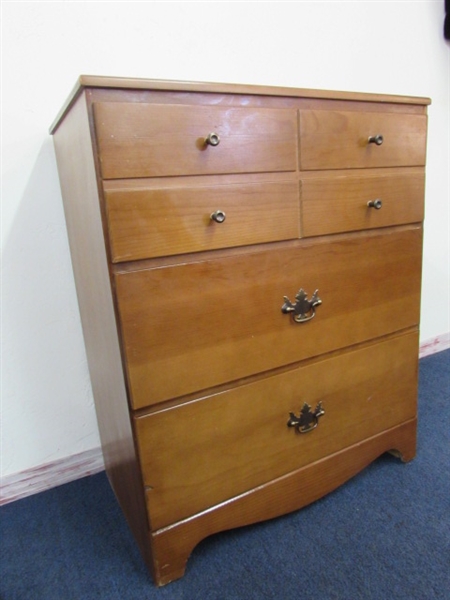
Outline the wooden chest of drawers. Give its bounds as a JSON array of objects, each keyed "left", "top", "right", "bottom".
[{"left": 50, "top": 76, "right": 430, "bottom": 586}]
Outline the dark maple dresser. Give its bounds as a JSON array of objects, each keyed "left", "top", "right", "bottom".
[{"left": 50, "top": 76, "right": 430, "bottom": 586}]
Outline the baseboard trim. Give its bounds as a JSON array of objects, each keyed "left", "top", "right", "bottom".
[
  {"left": 419, "top": 332, "right": 450, "bottom": 358},
  {"left": 0, "top": 447, "right": 104, "bottom": 506},
  {"left": 1, "top": 333, "right": 448, "bottom": 506}
]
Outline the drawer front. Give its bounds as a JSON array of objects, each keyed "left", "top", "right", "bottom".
[
  {"left": 299, "top": 110, "right": 427, "bottom": 170},
  {"left": 115, "top": 227, "right": 422, "bottom": 409},
  {"left": 136, "top": 332, "right": 419, "bottom": 530},
  {"left": 94, "top": 103, "right": 297, "bottom": 179},
  {"left": 301, "top": 170, "right": 425, "bottom": 236},
  {"left": 105, "top": 180, "right": 300, "bottom": 262}
]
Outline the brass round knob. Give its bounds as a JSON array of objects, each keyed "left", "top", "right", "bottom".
[
  {"left": 205, "top": 132, "right": 220, "bottom": 147},
  {"left": 368, "top": 134, "right": 384, "bottom": 146},
  {"left": 210, "top": 210, "right": 226, "bottom": 223},
  {"left": 367, "top": 199, "right": 383, "bottom": 210}
]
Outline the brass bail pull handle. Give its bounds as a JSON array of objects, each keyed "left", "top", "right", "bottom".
[
  {"left": 205, "top": 132, "right": 220, "bottom": 147},
  {"left": 282, "top": 289, "right": 322, "bottom": 323},
  {"left": 368, "top": 134, "right": 384, "bottom": 146},
  {"left": 288, "top": 402, "right": 325, "bottom": 434}
]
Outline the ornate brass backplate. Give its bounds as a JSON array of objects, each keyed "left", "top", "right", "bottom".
[
  {"left": 287, "top": 402, "right": 325, "bottom": 434},
  {"left": 281, "top": 289, "right": 322, "bottom": 323}
]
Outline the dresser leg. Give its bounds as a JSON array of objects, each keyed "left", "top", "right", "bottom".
[
  {"left": 388, "top": 439, "right": 416, "bottom": 462},
  {"left": 387, "top": 416, "right": 417, "bottom": 463},
  {"left": 150, "top": 531, "right": 195, "bottom": 586}
]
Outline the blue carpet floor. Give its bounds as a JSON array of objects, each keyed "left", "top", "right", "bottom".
[{"left": 1, "top": 349, "right": 449, "bottom": 600}]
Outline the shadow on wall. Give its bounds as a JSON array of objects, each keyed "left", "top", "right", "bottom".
[{"left": 3, "top": 139, "right": 99, "bottom": 475}]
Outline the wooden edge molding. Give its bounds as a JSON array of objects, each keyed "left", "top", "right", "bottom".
[{"left": 49, "top": 74, "right": 431, "bottom": 134}]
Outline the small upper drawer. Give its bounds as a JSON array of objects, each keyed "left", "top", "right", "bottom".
[
  {"left": 94, "top": 103, "right": 297, "bottom": 179},
  {"left": 299, "top": 110, "right": 427, "bottom": 170},
  {"left": 136, "top": 331, "right": 418, "bottom": 530},
  {"left": 105, "top": 180, "right": 300, "bottom": 262},
  {"left": 301, "top": 169, "right": 425, "bottom": 237}
]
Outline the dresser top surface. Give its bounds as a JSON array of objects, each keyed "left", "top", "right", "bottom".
[{"left": 49, "top": 75, "right": 431, "bottom": 134}]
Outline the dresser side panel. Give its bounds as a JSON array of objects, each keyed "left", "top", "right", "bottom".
[{"left": 52, "top": 93, "right": 152, "bottom": 566}]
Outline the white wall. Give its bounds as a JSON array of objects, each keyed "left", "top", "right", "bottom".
[{"left": 2, "top": 1, "right": 449, "bottom": 479}]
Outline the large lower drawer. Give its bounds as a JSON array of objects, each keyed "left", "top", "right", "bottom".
[
  {"left": 94, "top": 102, "right": 297, "bottom": 179},
  {"left": 135, "top": 331, "right": 419, "bottom": 530},
  {"left": 115, "top": 227, "right": 422, "bottom": 409}
]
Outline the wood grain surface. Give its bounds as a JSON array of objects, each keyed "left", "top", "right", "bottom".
[
  {"left": 115, "top": 227, "right": 422, "bottom": 408},
  {"left": 299, "top": 110, "right": 427, "bottom": 169},
  {"left": 137, "top": 331, "right": 418, "bottom": 530},
  {"left": 105, "top": 180, "right": 300, "bottom": 261},
  {"left": 94, "top": 102, "right": 297, "bottom": 179},
  {"left": 301, "top": 168, "right": 425, "bottom": 236}
]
